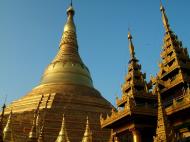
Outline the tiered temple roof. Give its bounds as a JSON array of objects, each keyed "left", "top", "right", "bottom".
[
  {"left": 101, "top": 31, "right": 157, "bottom": 142},
  {"left": 151, "top": 2, "right": 190, "bottom": 94},
  {"left": 101, "top": 32, "right": 156, "bottom": 128}
]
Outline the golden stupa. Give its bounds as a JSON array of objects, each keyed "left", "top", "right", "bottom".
[{"left": 3, "top": 4, "right": 112, "bottom": 142}]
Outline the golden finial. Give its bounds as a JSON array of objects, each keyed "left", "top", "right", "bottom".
[
  {"left": 58, "top": 2, "right": 77, "bottom": 48},
  {"left": 160, "top": 0, "right": 170, "bottom": 32},
  {"left": 128, "top": 30, "right": 135, "bottom": 59},
  {"left": 82, "top": 116, "right": 92, "bottom": 142},
  {"left": 55, "top": 114, "right": 70, "bottom": 142},
  {"left": 3, "top": 110, "right": 14, "bottom": 142},
  {"left": 67, "top": 3, "right": 75, "bottom": 16}
]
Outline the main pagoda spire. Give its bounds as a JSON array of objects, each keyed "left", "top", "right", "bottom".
[{"left": 39, "top": 3, "right": 93, "bottom": 88}]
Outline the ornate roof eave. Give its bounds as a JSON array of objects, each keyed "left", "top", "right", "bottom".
[
  {"left": 116, "top": 92, "right": 156, "bottom": 107},
  {"left": 101, "top": 104, "right": 156, "bottom": 129}
]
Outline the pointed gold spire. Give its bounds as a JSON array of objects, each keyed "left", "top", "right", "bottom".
[
  {"left": 27, "top": 95, "right": 43, "bottom": 142},
  {"left": 39, "top": 3, "right": 93, "bottom": 88},
  {"left": 82, "top": 116, "right": 92, "bottom": 142},
  {"left": 153, "top": 80, "right": 176, "bottom": 142},
  {"left": 55, "top": 114, "right": 70, "bottom": 142},
  {"left": 59, "top": 2, "right": 77, "bottom": 49},
  {"left": 160, "top": 1, "right": 170, "bottom": 32},
  {"left": 37, "top": 125, "right": 44, "bottom": 142},
  {"left": 0, "top": 103, "right": 6, "bottom": 141},
  {"left": 37, "top": 94, "right": 51, "bottom": 142},
  {"left": 27, "top": 110, "right": 38, "bottom": 142},
  {"left": 3, "top": 110, "right": 14, "bottom": 142},
  {"left": 128, "top": 31, "right": 135, "bottom": 59}
]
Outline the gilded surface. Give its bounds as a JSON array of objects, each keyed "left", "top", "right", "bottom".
[
  {"left": 40, "top": 4, "right": 93, "bottom": 88},
  {"left": 55, "top": 115, "right": 70, "bottom": 142},
  {"left": 2, "top": 4, "right": 112, "bottom": 142},
  {"left": 81, "top": 117, "right": 92, "bottom": 142}
]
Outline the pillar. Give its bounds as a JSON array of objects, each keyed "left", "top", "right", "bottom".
[{"left": 131, "top": 128, "right": 141, "bottom": 142}]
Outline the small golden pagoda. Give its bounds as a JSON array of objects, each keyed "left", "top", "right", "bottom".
[
  {"left": 153, "top": 80, "right": 176, "bottom": 142},
  {"left": 37, "top": 95, "right": 51, "bottom": 142},
  {"left": 151, "top": 2, "right": 190, "bottom": 139},
  {"left": 27, "top": 112, "right": 39, "bottom": 142},
  {"left": 37, "top": 126, "right": 44, "bottom": 142},
  {"left": 81, "top": 117, "right": 92, "bottom": 142},
  {"left": 0, "top": 104, "right": 6, "bottom": 141},
  {"left": 55, "top": 114, "right": 70, "bottom": 142},
  {"left": 3, "top": 110, "right": 14, "bottom": 142},
  {"left": 100, "top": 32, "right": 157, "bottom": 142},
  {"left": 3, "top": 3, "right": 112, "bottom": 142}
]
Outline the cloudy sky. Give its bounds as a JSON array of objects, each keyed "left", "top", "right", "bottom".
[{"left": 0, "top": 0, "right": 190, "bottom": 106}]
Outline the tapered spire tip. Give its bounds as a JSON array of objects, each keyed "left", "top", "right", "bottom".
[
  {"left": 160, "top": 1, "right": 170, "bottom": 32},
  {"left": 67, "top": 1, "right": 75, "bottom": 16},
  {"left": 128, "top": 31, "right": 135, "bottom": 59}
]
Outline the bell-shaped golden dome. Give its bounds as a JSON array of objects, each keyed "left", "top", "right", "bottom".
[{"left": 39, "top": 5, "right": 93, "bottom": 88}]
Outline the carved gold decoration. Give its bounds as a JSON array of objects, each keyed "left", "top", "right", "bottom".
[{"left": 153, "top": 81, "right": 176, "bottom": 142}]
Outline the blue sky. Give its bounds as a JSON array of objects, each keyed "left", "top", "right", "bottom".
[{"left": 0, "top": 0, "right": 190, "bottom": 106}]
